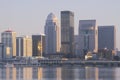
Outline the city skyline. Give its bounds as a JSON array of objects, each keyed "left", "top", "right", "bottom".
[
  {"left": 0, "top": 1, "right": 120, "bottom": 80},
  {"left": 0, "top": 0, "right": 120, "bottom": 49}
]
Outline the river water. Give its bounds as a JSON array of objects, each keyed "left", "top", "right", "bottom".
[{"left": 0, "top": 66, "right": 120, "bottom": 80}]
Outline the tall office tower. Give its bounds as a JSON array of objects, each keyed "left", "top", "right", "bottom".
[
  {"left": 32, "top": 34, "right": 45, "bottom": 57},
  {"left": 79, "top": 20, "right": 98, "bottom": 57},
  {"left": 61, "top": 11, "right": 74, "bottom": 55},
  {"left": 16, "top": 36, "right": 32, "bottom": 57},
  {"left": 98, "top": 26, "right": 116, "bottom": 50},
  {"left": 1, "top": 30, "right": 16, "bottom": 58},
  {"left": 45, "top": 13, "right": 60, "bottom": 54}
]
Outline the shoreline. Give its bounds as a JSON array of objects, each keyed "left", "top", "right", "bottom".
[{"left": 1, "top": 60, "right": 120, "bottom": 67}]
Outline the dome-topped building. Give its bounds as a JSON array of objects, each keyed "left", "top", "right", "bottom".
[
  {"left": 45, "top": 13, "right": 60, "bottom": 54},
  {"left": 46, "top": 13, "right": 57, "bottom": 21}
]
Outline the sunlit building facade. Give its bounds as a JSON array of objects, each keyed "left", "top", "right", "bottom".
[
  {"left": 32, "top": 34, "right": 46, "bottom": 57},
  {"left": 1, "top": 30, "right": 16, "bottom": 58},
  {"left": 16, "top": 36, "right": 32, "bottom": 57},
  {"left": 45, "top": 13, "right": 61, "bottom": 54},
  {"left": 61, "top": 11, "right": 74, "bottom": 55},
  {"left": 74, "top": 35, "right": 80, "bottom": 56}
]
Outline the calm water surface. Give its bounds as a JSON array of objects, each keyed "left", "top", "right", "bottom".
[{"left": 0, "top": 66, "right": 120, "bottom": 80}]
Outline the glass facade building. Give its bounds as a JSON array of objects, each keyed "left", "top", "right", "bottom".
[
  {"left": 79, "top": 20, "right": 98, "bottom": 57},
  {"left": 98, "top": 26, "right": 116, "bottom": 50},
  {"left": 61, "top": 11, "right": 74, "bottom": 55},
  {"left": 32, "top": 34, "right": 45, "bottom": 57},
  {"left": 1, "top": 30, "right": 16, "bottom": 58}
]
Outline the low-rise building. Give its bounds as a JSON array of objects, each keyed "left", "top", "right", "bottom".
[{"left": 97, "top": 48, "right": 115, "bottom": 60}]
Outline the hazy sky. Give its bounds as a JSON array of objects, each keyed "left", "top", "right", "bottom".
[{"left": 0, "top": 0, "right": 120, "bottom": 49}]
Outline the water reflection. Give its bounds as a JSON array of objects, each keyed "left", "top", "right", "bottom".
[
  {"left": 56, "top": 68, "right": 61, "bottom": 80},
  {"left": 0, "top": 66, "right": 119, "bottom": 80},
  {"left": 85, "top": 67, "right": 99, "bottom": 80},
  {"left": 99, "top": 67, "right": 115, "bottom": 80}
]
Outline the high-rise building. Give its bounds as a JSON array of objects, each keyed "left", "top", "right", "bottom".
[
  {"left": 16, "top": 36, "right": 32, "bottom": 57},
  {"left": 45, "top": 13, "right": 60, "bottom": 54},
  {"left": 1, "top": 30, "right": 16, "bottom": 58},
  {"left": 32, "top": 34, "right": 45, "bottom": 57},
  {"left": 61, "top": 11, "right": 74, "bottom": 55},
  {"left": 98, "top": 26, "right": 116, "bottom": 50},
  {"left": 79, "top": 20, "right": 98, "bottom": 57}
]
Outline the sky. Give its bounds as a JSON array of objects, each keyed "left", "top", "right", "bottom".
[{"left": 0, "top": 0, "right": 120, "bottom": 49}]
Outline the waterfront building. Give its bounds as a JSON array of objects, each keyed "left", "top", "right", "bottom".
[
  {"left": 1, "top": 30, "right": 16, "bottom": 58},
  {"left": 16, "top": 36, "right": 32, "bottom": 57},
  {"left": 79, "top": 20, "right": 98, "bottom": 57},
  {"left": 97, "top": 48, "right": 114, "bottom": 60},
  {"left": 61, "top": 11, "right": 74, "bottom": 55},
  {"left": 32, "top": 34, "right": 45, "bottom": 57},
  {"left": 45, "top": 13, "right": 61, "bottom": 54},
  {"left": 98, "top": 25, "right": 116, "bottom": 50}
]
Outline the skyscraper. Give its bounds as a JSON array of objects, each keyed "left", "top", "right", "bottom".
[
  {"left": 16, "top": 36, "right": 32, "bottom": 57},
  {"left": 79, "top": 20, "right": 98, "bottom": 57},
  {"left": 45, "top": 13, "right": 60, "bottom": 54},
  {"left": 32, "top": 34, "right": 45, "bottom": 57},
  {"left": 61, "top": 11, "right": 74, "bottom": 55},
  {"left": 1, "top": 30, "right": 16, "bottom": 58},
  {"left": 98, "top": 26, "right": 116, "bottom": 50}
]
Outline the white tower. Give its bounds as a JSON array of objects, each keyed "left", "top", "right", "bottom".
[{"left": 45, "top": 13, "right": 60, "bottom": 54}]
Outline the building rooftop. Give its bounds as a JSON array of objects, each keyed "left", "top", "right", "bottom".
[
  {"left": 47, "top": 13, "right": 57, "bottom": 21},
  {"left": 5, "top": 30, "right": 13, "bottom": 32}
]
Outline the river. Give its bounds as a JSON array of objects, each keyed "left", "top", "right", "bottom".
[{"left": 0, "top": 66, "right": 120, "bottom": 80}]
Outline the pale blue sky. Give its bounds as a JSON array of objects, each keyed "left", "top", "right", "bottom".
[{"left": 0, "top": 0, "right": 120, "bottom": 49}]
